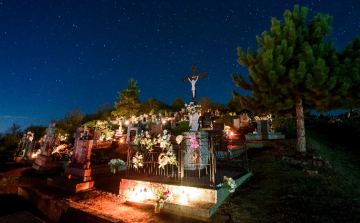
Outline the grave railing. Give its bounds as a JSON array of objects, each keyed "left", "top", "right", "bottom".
[
  {"left": 126, "top": 144, "right": 180, "bottom": 182},
  {"left": 125, "top": 134, "right": 249, "bottom": 188}
]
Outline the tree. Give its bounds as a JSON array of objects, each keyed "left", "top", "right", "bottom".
[
  {"left": 171, "top": 97, "right": 185, "bottom": 112},
  {"left": 227, "top": 96, "right": 242, "bottom": 113},
  {"left": 140, "top": 98, "right": 170, "bottom": 115},
  {"left": 338, "top": 36, "right": 360, "bottom": 114},
  {"left": 232, "top": 5, "right": 342, "bottom": 152},
  {"left": 199, "top": 97, "right": 211, "bottom": 113},
  {"left": 8, "top": 123, "right": 21, "bottom": 136},
  {"left": 112, "top": 79, "right": 141, "bottom": 118}
]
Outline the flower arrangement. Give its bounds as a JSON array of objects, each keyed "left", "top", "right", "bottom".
[
  {"left": 108, "top": 158, "right": 126, "bottom": 173},
  {"left": 185, "top": 102, "right": 201, "bottom": 115},
  {"left": 133, "top": 131, "right": 156, "bottom": 151},
  {"left": 158, "top": 145, "right": 178, "bottom": 169},
  {"left": 132, "top": 152, "right": 144, "bottom": 169},
  {"left": 157, "top": 130, "right": 171, "bottom": 149},
  {"left": 222, "top": 176, "right": 236, "bottom": 193},
  {"left": 189, "top": 134, "right": 199, "bottom": 149},
  {"left": 176, "top": 135, "right": 183, "bottom": 144},
  {"left": 155, "top": 186, "right": 172, "bottom": 205}
]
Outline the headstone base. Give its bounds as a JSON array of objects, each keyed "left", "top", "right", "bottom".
[
  {"left": 32, "top": 155, "right": 64, "bottom": 171},
  {"left": 47, "top": 164, "right": 114, "bottom": 193}
]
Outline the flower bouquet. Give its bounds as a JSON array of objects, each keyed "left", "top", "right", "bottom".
[
  {"left": 108, "top": 158, "right": 126, "bottom": 173},
  {"left": 154, "top": 186, "right": 172, "bottom": 213},
  {"left": 221, "top": 176, "right": 236, "bottom": 193}
]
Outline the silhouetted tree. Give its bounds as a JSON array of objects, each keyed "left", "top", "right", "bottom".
[
  {"left": 112, "top": 79, "right": 141, "bottom": 118},
  {"left": 232, "top": 5, "right": 343, "bottom": 152}
]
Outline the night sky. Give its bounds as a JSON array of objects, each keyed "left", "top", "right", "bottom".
[{"left": 1, "top": 1, "right": 359, "bottom": 133}]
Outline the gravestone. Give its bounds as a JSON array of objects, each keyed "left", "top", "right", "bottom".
[
  {"left": 233, "top": 118, "right": 240, "bottom": 130},
  {"left": 126, "top": 125, "right": 140, "bottom": 144},
  {"left": 182, "top": 132, "right": 209, "bottom": 171},
  {"left": 33, "top": 123, "right": 63, "bottom": 171},
  {"left": 245, "top": 119, "right": 285, "bottom": 145},
  {"left": 74, "top": 140, "right": 93, "bottom": 165},
  {"left": 151, "top": 115, "right": 157, "bottom": 123},
  {"left": 20, "top": 131, "right": 34, "bottom": 164},
  {"left": 202, "top": 113, "right": 212, "bottom": 129},
  {"left": 174, "top": 112, "right": 180, "bottom": 122},
  {"left": 14, "top": 134, "right": 27, "bottom": 163},
  {"left": 150, "top": 123, "right": 163, "bottom": 136},
  {"left": 170, "top": 120, "right": 176, "bottom": 129}
]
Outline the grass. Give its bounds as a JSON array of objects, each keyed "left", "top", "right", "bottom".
[{"left": 216, "top": 128, "right": 360, "bottom": 222}]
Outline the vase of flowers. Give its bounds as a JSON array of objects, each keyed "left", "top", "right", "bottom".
[
  {"left": 154, "top": 186, "right": 172, "bottom": 213},
  {"left": 222, "top": 176, "right": 236, "bottom": 193},
  {"left": 108, "top": 158, "right": 126, "bottom": 174}
]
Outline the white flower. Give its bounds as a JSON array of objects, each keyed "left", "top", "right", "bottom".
[{"left": 176, "top": 135, "right": 183, "bottom": 144}]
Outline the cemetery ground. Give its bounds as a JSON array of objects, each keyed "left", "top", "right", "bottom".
[{"left": 1, "top": 124, "right": 360, "bottom": 222}]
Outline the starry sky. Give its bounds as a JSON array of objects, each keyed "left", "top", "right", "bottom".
[{"left": 1, "top": 0, "right": 359, "bottom": 133}]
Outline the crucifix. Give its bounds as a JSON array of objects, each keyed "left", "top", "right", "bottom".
[{"left": 182, "top": 64, "right": 206, "bottom": 104}]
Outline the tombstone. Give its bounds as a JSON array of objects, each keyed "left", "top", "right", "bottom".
[
  {"left": 143, "top": 114, "right": 148, "bottom": 122},
  {"left": 150, "top": 123, "right": 163, "bottom": 136},
  {"left": 14, "top": 134, "right": 27, "bottom": 162},
  {"left": 257, "top": 120, "right": 269, "bottom": 135},
  {"left": 22, "top": 132, "right": 34, "bottom": 157},
  {"left": 126, "top": 125, "right": 140, "bottom": 144},
  {"left": 202, "top": 113, "right": 212, "bottom": 129},
  {"left": 33, "top": 123, "right": 63, "bottom": 171},
  {"left": 215, "top": 109, "right": 220, "bottom": 117},
  {"left": 182, "top": 132, "right": 209, "bottom": 171},
  {"left": 170, "top": 120, "right": 176, "bottom": 129},
  {"left": 49, "top": 136, "right": 113, "bottom": 193},
  {"left": 152, "top": 115, "right": 157, "bottom": 123},
  {"left": 164, "top": 111, "right": 168, "bottom": 117},
  {"left": 74, "top": 140, "right": 93, "bottom": 165},
  {"left": 233, "top": 118, "right": 240, "bottom": 130},
  {"left": 189, "top": 112, "right": 199, "bottom": 131},
  {"left": 174, "top": 112, "right": 179, "bottom": 121},
  {"left": 245, "top": 119, "right": 285, "bottom": 145}
]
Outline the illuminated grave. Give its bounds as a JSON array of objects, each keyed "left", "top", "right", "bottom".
[
  {"left": 33, "top": 123, "right": 64, "bottom": 171},
  {"left": 120, "top": 130, "right": 252, "bottom": 219},
  {"left": 47, "top": 127, "right": 115, "bottom": 193}
]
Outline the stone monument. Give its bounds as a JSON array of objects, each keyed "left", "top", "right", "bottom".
[{"left": 33, "top": 123, "right": 63, "bottom": 171}]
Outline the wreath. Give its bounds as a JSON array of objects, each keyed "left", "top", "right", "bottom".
[{"left": 158, "top": 152, "right": 169, "bottom": 169}]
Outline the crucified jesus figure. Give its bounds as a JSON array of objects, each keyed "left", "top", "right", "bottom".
[{"left": 188, "top": 76, "right": 199, "bottom": 98}]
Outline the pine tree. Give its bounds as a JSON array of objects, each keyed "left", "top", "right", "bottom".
[
  {"left": 232, "top": 5, "right": 341, "bottom": 152},
  {"left": 112, "top": 79, "right": 141, "bottom": 118},
  {"left": 338, "top": 36, "right": 360, "bottom": 114}
]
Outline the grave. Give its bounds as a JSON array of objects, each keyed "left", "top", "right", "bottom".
[
  {"left": 47, "top": 130, "right": 114, "bottom": 193},
  {"left": 239, "top": 114, "right": 252, "bottom": 129},
  {"left": 245, "top": 120, "right": 285, "bottom": 148},
  {"left": 14, "top": 131, "right": 34, "bottom": 164},
  {"left": 201, "top": 112, "right": 212, "bottom": 130},
  {"left": 33, "top": 123, "right": 64, "bottom": 171},
  {"left": 126, "top": 125, "right": 140, "bottom": 144},
  {"left": 233, "top": 118, "right": 240, "bottom": 130},
  {"left": 150, "top": 123, "right": 162, "bottom": 136},
  {"left": 182, "top": 131, "right": 209, "bottom": 171},
  {"left": 20, "top": 131, "right": 35, "bottom": 164}
]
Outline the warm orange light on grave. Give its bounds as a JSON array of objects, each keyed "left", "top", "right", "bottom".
[
  {"left": 31, "top": 153, "right": 37, "bottom": 158},
  {"left": 119, "top": 138, "right": 124, "bottom": 143},
  {"left": 229, "top": 131, "right": 234, "bottom": 136},
  {"left": 128, "top": 186, "right": 154, "bottom": 202},
  {"left": 68, "top": 174, "right": 71, "bottom": 180},
  {"left": 178, "top": 190, "right": 190, "bottom": 205}
]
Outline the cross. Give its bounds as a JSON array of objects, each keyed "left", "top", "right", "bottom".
[{"left": 182, "top": 64, "right": 206, "bottom": 104}]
